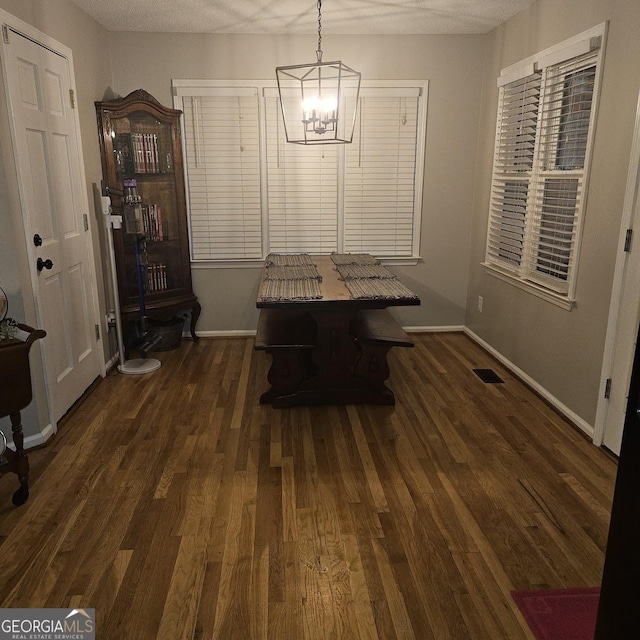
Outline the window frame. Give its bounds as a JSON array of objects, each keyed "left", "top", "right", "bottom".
[
  {"left": 173, "top": 79, "right": 428, "bottom": 267},
  {"left": 483, "top": 23, "right": 607, "bottom": 309}
]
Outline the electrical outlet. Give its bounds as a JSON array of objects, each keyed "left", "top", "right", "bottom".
[{"left": 478, "top": 296, "right": 483, "bottom": 313}]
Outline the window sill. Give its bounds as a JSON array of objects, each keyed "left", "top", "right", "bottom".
[
  {"left": 379, "top": 257, "right": 421, "bottom": 267},
  {"left": 191, "top": 260, "right": 264, "bottom": 270},
  {"left": 482, "top": 262, "right": 576, "bottom": 311}
]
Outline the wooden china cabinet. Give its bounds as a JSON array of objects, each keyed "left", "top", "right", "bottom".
[{"left": 95, "top": 89, "right": 200, "bottom": 339}]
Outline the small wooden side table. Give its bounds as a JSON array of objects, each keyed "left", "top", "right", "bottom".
[{"left": 0, "top": 323, "right": 46, "bottom": 506}]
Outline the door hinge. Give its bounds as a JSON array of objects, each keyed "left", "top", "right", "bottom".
[
  {"left": 624, "top": 228, "right": 633, "bottom": 252},
  {"left": 95, "top": 324, "right": 100, "bottom": 341},
  {"left": 69, "top": 89, "right": 76, "bottom": 109},
  {"left": 83, "top": 213, "right": 89, "bottom": 231},
  {"left": 604, "top": 377, "right": 612, "bottom": 400},
  {"left": 2, "top": 25, "right": 9, "bottom": 44}
]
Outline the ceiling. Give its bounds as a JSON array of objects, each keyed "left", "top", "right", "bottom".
[{"left": 68, "top": 0, "right": 537, "bottom": 35}]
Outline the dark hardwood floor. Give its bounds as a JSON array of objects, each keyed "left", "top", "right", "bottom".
[{"left": 0, "top": 333, "right": 617, "bottom": 639}]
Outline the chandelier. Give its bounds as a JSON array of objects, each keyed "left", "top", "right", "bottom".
[{"left": 275, "top": 0, "right": 361, "bottom": 145}]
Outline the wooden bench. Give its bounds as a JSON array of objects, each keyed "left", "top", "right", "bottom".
[
  {"left": 255, "top": 307, "right": 413, "bottom": 406},
  {"left": 352, "top": 309, "right": 414, "bottom": 395},
  {"left": 254, "top": 309, "right": 317, "bottom": 403},
  {"left": 352, "top": 308, "right": 414, "bottom": 348}
]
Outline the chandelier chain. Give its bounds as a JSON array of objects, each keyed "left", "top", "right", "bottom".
[{"left": 316, "top": 0, "right": 323, "bottom": 62}]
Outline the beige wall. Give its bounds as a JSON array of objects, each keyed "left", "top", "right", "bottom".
[
  {"left": 466, "top": 0, "right": 640, "bottom": 426},
  {"left": 106, "top": 32, "right": 486, "bottom": 331}
]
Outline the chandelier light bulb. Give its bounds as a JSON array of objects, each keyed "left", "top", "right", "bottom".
[{"left": 302, "top": 95, "right": 338, "bottom": 133}]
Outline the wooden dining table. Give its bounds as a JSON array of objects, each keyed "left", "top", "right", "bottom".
[{"left": 255, "top": 254, "right": 420, "bottom": 407}]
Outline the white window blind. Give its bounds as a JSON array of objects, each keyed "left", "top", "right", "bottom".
[
  {"left": 485, "top": 25, "right": 605, "bottom": 302},
  {"left": 264, "top": 94, "right": 339, "bottom": 254},
  {"left": 345, "top": 91, "right": 420, "bottom": 257},
  {"left": 527, "top": 55, "right": 596, "bottom": 292},
  {"left": 174, "top": 80, "right": 427, "bottom": 262},
  {"left": 181, "top": 91, "right": 262, "bottom": 260},
  {"left": 487, "top": 71, "right": 541, "bottom": 269}
]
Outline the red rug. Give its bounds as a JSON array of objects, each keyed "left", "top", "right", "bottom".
[{"left": 511, "top": 587, "right": 600, "bottom": 640}]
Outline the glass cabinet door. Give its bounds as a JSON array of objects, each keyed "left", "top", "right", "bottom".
[{"left": 110, "top": 111, "right": 185, "bottom": 303}]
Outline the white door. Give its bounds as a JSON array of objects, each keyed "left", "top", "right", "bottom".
[
  {"left": 602, "top": 188, "right": 640, "bottom": 454},
  {"left": 596, "top": 86, "right": 640, "bottom": 455},
  {"left": 1, "top": 24, "right": 102, "bottom": 421}
]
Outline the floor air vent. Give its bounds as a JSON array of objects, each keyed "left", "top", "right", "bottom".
[{"left": 473, "top": 368, "right": 504, "bottom": 384}]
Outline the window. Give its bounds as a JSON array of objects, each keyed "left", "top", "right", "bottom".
[
  {"left": 344, "top": 92, "right": 421, "bottom": 257},
  {"left": 173, "top": 80, "right": 427, "bottom": 263},
  {"left": 180, "top": 88, "right": 263, "bottom": 261},
  {"left": 484, "top": 24, "right": 606, "bottom": 306},
  {"left": 264, "top": 89, "right": 340, "bottom": 254}
]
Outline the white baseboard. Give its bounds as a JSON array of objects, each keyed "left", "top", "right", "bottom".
[
  {"left": 404, "top": 325, "right": 465, "bottom": 333},
  {"left": 189, "top": 326, "right": 464, "bottom": 338},
  {"left": 464, "top": 328, "right": 594, "bottom": 440},
  {"left": 104, "top": 355, "right": 118, "bottom": 372},
  {"left": 4, "top": 421, "right": 56, "bottom": 451},
  {"left": 186, "top": 329, "right": 257, "bottom": 338}
]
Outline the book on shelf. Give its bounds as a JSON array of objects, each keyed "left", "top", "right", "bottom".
[
  {"left": 114, "top": 133, "right": 135, "bottom": 174},
  {"left": 147, "top": 262, "right": 168, "bottom": 292},
  {"left": 142, "top": 204, "right": 164, "bottom": 241},
  {"left": 126, "top": 262, "right": 169, "bottom": 296},
  {"left": 114, "top": 132, "right": 162, "bottom": 174}
]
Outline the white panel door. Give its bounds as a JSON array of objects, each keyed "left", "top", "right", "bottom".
[
  {"left": 2, "top": 26, "right": 102, "bottom": 421},
  {"left": 602, "top": 186, "right": 640, "bottom": 455},
  {"left": 597, "top": 83, "right": 640, "bottom": 456}
]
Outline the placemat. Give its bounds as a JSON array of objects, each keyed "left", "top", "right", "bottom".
[
  {"left": 263, "top": 265, "right": 322, "bottom": 281},
  {"left": 259, "top": 278, "right": 323, "bottom": 301},
  {"left": 265, "top": 253, "right": 314, "bottom": 267},
  {"left": 330, "top": 253, "right": 380, "bottom": 266},
  {"left": 336, "top": 264, "right": 396, "bottom": 280},
  {"left": 344, "top": 278, "right": 419, "bottom": 300}
]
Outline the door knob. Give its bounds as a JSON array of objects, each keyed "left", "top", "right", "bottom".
[
  {"left": 33, "top": 233, "right": 43, "bottom": 247},
  {"left": 37, "top": 258, "right": 53, "bottom": 271}
]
